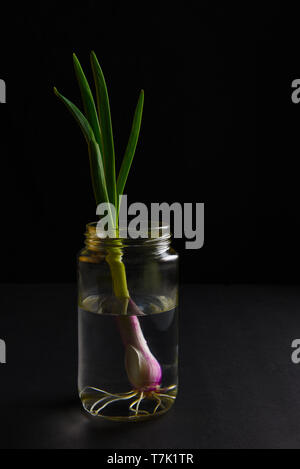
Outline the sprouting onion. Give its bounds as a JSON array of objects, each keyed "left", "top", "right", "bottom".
[{"left": 54, "top": 52, "right": 164, "bottom": 401}]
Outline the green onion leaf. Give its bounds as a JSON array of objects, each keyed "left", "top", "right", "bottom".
[
  {"left": 54, "top": 87, "right": 95, "bottom": 143},
  {"left": 72, "top": 53, "right": 103, "bottom": 155},
  {"left": 117, "top": 90, "right": 144, "bottom": 199},
  {"left": 88, "top": 139, "right": 111, "bottom": 211},
  {"left": 90, "top": 51, "right": 117, "bottom": 209},
  {"left": 53, "top": 87, "right": 109, "bottom": 207}
]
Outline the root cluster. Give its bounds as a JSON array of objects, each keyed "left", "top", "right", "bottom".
[{"left": 81, "top": 385, "right": 177, "bottom": 420}]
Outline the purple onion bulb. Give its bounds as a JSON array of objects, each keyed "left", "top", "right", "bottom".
[{"left": 117, "top": 314, "right": 162, "bottom": 392}]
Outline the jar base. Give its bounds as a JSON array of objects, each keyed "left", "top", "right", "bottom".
[{"left": 79, "top": 385, "right": 177, "bottom": 422}]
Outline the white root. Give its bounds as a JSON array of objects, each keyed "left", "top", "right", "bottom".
[{"left": 81, "top": 385, "right": 177, "bottom": 418}]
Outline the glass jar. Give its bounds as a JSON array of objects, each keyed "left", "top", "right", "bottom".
[{"left": 77, "top": 222, "right": 179, "bottom": 421}]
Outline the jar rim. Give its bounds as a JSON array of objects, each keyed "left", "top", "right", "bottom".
[{"left": 85, "top": 220, "right": 172, "bottom": 249}]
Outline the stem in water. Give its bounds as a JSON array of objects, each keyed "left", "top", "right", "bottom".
[{"left": 106, "top": 247, "right": 162, "bottom": 392}]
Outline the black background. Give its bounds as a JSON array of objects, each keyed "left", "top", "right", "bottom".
[{"left": 0, "top": 1, "right": 295, "bottom": 285}]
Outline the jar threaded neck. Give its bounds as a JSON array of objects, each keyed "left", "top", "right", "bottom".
[{"left": 84, "top": 222, "right": 171, "bottom": 254}]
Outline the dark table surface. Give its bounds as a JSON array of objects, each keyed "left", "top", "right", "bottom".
[{"left": 0, "top": 283, "right": 300, "bottom": 449}]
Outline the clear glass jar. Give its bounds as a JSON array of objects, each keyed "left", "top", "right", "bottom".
[{"left": 77, "top": 222, "right": 179, "bottom": 421}]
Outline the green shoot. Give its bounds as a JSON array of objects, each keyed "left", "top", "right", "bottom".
[
  {"left": 117, "top": 90, "right": 144, "bottom": 204},
  {"left": 54, "top": 51, "right": 143, "bottom": 219},
  {"left": 90, "top": 51, "right": 117, "bottom": 209}
]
